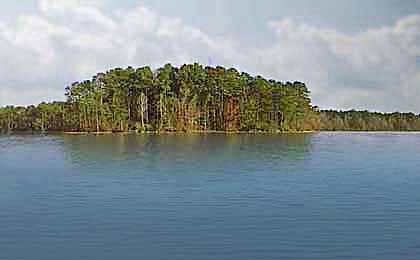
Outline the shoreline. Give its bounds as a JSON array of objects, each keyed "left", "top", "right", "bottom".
[
  {"left": 62, "top": 130, "right": 317, "bottom": 135},
  {"left": 1, "top": 130, "right": 318, "bottom": 135},
  {"left": 4, "top": 130, "right": 420, "bottom": 136}
]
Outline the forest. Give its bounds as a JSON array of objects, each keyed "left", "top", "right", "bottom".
[
  {"left": 1, "top": 63, "right": 420, "bottom": 133},
  {"left": 0, "top": 63, "right": 319, "bottom": 133},
  {"left": 320, "top": 110, "right": 420, "bottom": 131}
]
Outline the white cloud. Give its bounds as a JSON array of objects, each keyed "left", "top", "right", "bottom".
[
  {"left": 258, "top": 15, "right": 420, "bottom": 112},
  {"left": 0, "top": 0, "right": 419, "bottom": 113}
]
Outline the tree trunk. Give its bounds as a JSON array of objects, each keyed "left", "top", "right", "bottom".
[{"left": 96, "top": 106, "right": 100, "bottom": 132}]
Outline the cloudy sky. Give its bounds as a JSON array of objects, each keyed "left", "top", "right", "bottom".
[{"left": 1, "top": 0, "right": 420, "bottom": 112}]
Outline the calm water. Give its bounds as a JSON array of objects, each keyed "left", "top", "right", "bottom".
[{"left": 1, "top": 133, "right": 420, "bottom": 260}]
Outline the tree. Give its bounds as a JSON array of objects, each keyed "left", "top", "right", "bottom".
[{"left": 11, "top": 63, "right": 420, "bottom": 134}]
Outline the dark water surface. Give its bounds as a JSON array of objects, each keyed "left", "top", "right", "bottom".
[{"left": 1, "top": 133, "right": 420, "bottom": 260}]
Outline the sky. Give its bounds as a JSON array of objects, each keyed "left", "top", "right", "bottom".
[{"left": 0, "top": 0, "right": 420, "bottom": 112}]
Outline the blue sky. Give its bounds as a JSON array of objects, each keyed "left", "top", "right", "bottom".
[{"left": 1, "top": 0, "right": 420, "bottom": 112}]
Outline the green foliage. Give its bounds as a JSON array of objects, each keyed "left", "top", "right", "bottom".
[
  {"left": 320, "top": 110, "right": 420, "bottom": 131},
  {"left": 3, "top": 63, "right": 420, "bottom": 134},
  {"left": 1, "top": 63, "right": 320, "bottom": 133}
]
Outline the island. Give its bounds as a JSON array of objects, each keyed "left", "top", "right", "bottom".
[{"left": 1, "top": 63, "right": 420, "bottom": 133}]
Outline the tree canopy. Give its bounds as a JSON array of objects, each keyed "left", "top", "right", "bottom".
[
  {"left": 320, "top": 110, "right": 420, "bottom": 131},
  {"left": 1, "top": 63, "right": 419, "bottom": 133}
]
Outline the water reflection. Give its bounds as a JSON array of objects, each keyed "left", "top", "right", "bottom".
[
  {"left": 2, "top": 133, "right": 420, "bottom": 260},
  {"left": 59, "top": 133, "right": 315, "bottom": 171}
]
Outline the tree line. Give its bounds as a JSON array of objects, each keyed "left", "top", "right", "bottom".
[
  {"left": 0, "top": 63, "right": 319, "bottom": 133},
  {"left": 2, "top": 63, "right": 420, "bottom": 134},
  {"left": 320, "top": 110, "right": 420, "bottom": 131}
]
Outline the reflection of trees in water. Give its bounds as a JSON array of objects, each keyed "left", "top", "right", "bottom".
[
  {"left": 223, "top": 134, "right": 314, "bottom": 162},
  {"left": 60, "top": 134, "right": 315, "bottom": 171}
]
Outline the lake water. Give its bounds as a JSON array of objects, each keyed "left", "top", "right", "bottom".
[{"left": 1, "top": 133, "right": 420, "bottom": 260}]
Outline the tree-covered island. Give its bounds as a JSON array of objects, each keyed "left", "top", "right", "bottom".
[{"left": 1, "top": 63, "right": 420, "bottom": 133}]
